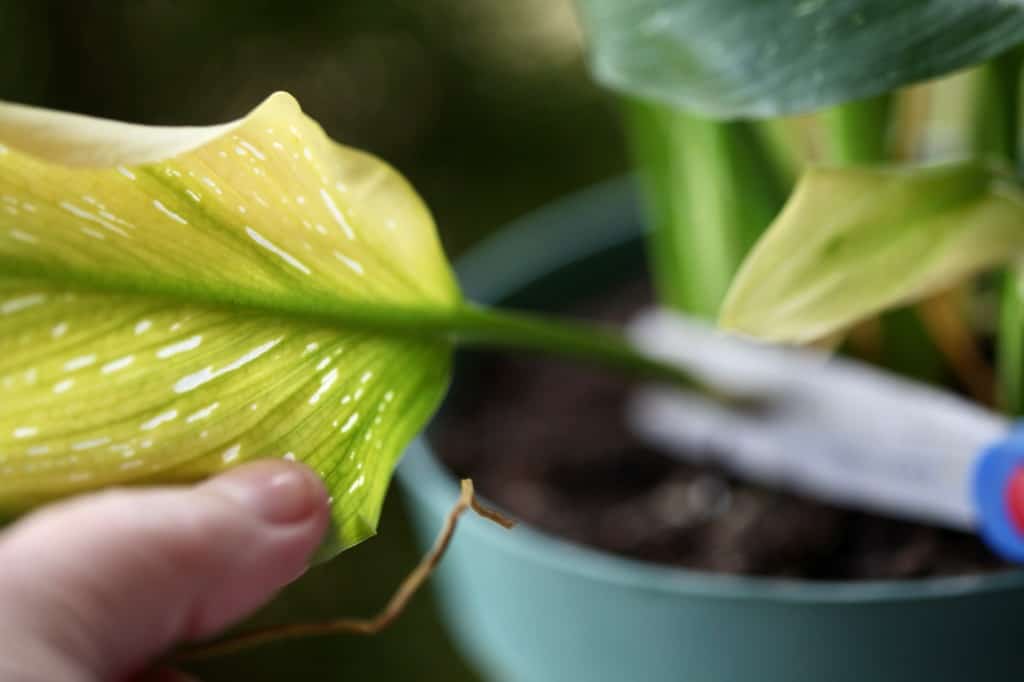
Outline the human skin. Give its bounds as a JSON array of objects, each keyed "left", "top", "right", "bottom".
[{"left": 0, "top": 460, "right": 331, "bottom": 682}]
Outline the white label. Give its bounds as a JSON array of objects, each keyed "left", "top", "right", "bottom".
[{"left": 627, "top": 310, "right": 1010, "bottom": 530}]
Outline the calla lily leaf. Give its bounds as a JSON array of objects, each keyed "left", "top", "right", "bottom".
[
  {"left": 0, "top": 92, "right": 458, "bottom": 557},
  {"left": 575, "top": 0, "right": 1024, "bottom": 119},
  {"left": 720, "top": 161, "right": 1024, "bottom": 344}
]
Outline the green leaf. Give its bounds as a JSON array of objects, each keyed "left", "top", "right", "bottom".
[
  {"left": 0, "top": 92, "right": 458, "bottom": 557},
  {"left": 719, "top": 161, "right": 1024, "bottom": 344},
  {"left": 575, "top": 0, "right": 1024, "bottom": 119}
]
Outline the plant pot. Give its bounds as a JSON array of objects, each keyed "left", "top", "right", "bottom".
[{"left": 396, "top": 178, "right": 1024, "bottom": 682}]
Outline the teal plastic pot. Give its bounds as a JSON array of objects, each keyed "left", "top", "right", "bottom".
[{"left": 397, "top": 179, "right": 1024, "bottom": 682}]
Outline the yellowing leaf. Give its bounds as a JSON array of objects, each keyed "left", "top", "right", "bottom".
[
  {"left": 720, "top": 162, "right": 1024, "bottom": 344},
  {"left": 0, "top": 92, "right": 458, "bottom": 556}
]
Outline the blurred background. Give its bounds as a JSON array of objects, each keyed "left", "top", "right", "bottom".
[{"left": 0, "top": 0, "right": 626, "bottom": 679}]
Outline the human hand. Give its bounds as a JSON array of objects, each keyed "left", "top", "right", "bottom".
[{"left": 0, "top": 460, "right": 330, "bottom": 682}]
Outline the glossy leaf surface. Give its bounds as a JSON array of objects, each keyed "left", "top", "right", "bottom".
[
  {"left": 576, "top": 0, "right": 1024, "bottom": 119},
  {"left": 720, "top": 162, "right": 1024, "bottom": 344},
  {"left": 0, "top": 93, "right": 458, "bottom": 555}
]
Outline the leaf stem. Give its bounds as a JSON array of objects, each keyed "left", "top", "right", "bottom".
[
  {"left": 821, "top": 93, "right": 892, "bottom": 164},
  {"left": 985, "top": 49, "right": 1024, "bottom": 414},
  {"left": 622, "top": 97, "right": 787, "bottom": 318},
  {"left": 448, "top": 303, "right": 707, "bottom": 394},
  {"left": 822, "top": 94, "right": 955, "bottom": 385}
]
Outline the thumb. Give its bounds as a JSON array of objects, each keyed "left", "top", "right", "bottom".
[{"left": 0, "top": 460, "right": 330, "bottom": 682}]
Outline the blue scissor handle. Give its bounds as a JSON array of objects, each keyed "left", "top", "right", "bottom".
[{"left": 974, "top": 424, "right": 1024, "bottom": 563}]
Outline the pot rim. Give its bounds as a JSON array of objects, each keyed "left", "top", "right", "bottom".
[{"left": 402, "top": 175, "right": 1024, "bottom": 604}]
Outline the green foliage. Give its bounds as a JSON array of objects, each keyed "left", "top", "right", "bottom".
[
  {"left": 576, "top": 0, "right": 1024, "bottom": 119},
  {"left": 720, "top": 162, "right": 1024, "bottom": 344}
]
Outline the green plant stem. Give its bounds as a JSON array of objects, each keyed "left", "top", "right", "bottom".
[
  {"left": 981, "top": 50, "right": 1024, "bottom": 413},
  {"left": 623, "top": 97, "right": 787, "bottom": 318},
  {"left": 752, "top": 117, "right": 803, "bottom": 186},
  {"left": 821, "top": 93, "right": 892, "bottom": 164},
  {"left": 1001, "top": 278, "right": 1024, "bottom": 414},
  {"left": 821, "top": 94, "right": 948, "bottom": 383},
  {"left": 449, "top": 302, "right": 708, "bottom": 394},
  {"left": 973, "top": 54, "right": 1022, "bottom": 162}
]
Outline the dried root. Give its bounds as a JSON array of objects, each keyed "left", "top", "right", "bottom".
[{"left": 176, "top": 479, "right": 514, "bottom": 662}]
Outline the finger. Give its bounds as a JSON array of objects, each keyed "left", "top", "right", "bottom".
[
  {"left": 132, "top": 667, "right": 202, "bottom": 682},
  {"left": 0, "top": 460, "right": 330, "bottom": 682}
]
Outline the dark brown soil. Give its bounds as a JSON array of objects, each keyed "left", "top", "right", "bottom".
[{"left": 432, "top": 283, "right": 1009, "bottom": 580}]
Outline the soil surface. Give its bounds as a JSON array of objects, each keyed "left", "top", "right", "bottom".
[{"left": 432, "top": 283, "right": 1009, "bottom": 580}]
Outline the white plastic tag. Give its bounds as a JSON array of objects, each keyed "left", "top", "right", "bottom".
[{"left": 627, "top": 309, "right": 1010, "bottom": 530}]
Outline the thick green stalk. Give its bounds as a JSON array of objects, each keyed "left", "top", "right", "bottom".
[
  {"left": 752, "top": 117, "right": 803, "bottom": 187},
  {"left": 822, "top": 94, "right": 947, "bottom": 383},
  {"left": 981, "top": 51, "right": 1024, "bottom": 413},
  {"left": 821, "top": 93, "right": 892, "bottom": 164},
  {"left": 1001, "top": 278, "right": 1024, "bottom": 414},
  {"left": 623, "top": 97, "right": 787, "bottom": 319},
  {"left": 973, "top": 54, "right": 1022, "bottom": 162}
]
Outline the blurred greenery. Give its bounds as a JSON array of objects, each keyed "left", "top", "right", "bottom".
[{"left": 0, "top": 1, "right": 626, "bottom": 679}]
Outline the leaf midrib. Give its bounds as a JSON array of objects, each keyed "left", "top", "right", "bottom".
[
  {"left": 2, "top": 256, "right": 466, "bottom": 340},
  {"left": 2, "top": 257, "right": 707, "bottom": 395}
]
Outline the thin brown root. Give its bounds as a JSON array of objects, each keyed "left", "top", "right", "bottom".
[{"left": 175, "top": 479, "right": 514, "bottom": 663}]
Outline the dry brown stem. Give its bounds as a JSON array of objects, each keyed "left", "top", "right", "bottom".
[{"left": 175, "top": 479, "right": 514, "bottom": 662}]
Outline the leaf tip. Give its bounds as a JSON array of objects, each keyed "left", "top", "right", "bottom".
[{"left": 254, "top": 90, "right": 303, "bottom": 118}]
